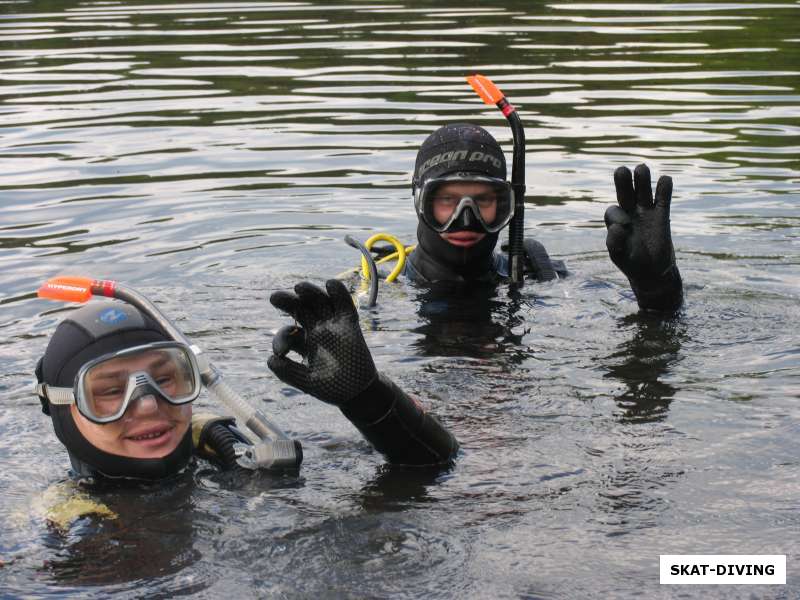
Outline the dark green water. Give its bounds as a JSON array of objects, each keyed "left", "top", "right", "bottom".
[{"left": 1, "top": 1, "right": 798, "bottom": 598}]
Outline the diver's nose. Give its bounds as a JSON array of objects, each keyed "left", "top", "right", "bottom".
[{"left": 129, "top": 393, "right": 159, "bottom": 415}]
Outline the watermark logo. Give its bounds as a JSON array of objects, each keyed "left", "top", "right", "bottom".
[{"left": 660, "top": 555, "right": 786, "bottom": 585}]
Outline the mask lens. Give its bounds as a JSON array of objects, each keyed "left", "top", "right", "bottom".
[
  {"left": 82, "top": 345, "right": 199, "bottom": 421},
  {"left": 83, "top": 366, "right": 127, "bottom": 418},
  {"left": 419, "top": 177, "right": 513, "bottom": 233},
  {"left": 429, "top": 189, "right": 461, "bottom": 225}
]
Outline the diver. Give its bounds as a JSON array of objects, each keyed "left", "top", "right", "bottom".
[
  {"left": 34, "top": 279, "right": 458, "bottom": 484},
  {"left": 403, "top": 121, "right": 683, "bottom": 313},
  {"left": 36, "top": 300, "right": 250, "bottom": 481},
  {"left": 358, "top": 75, "right": 679, "bottom": 312}
]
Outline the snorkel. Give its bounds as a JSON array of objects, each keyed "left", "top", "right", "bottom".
[
  {"left": 38, "top": 276, "right": 302, "bottom": 471},
  {"left": 466, "top": 74, "right": 526, "bottom": 285}
]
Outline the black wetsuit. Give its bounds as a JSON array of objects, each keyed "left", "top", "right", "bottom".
[{"left": 340, "top": 373, "right": 458, "bottom": 466}]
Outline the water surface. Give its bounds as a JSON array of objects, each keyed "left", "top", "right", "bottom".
[{"left": 1, "top": 1, "right": 798, "bottom": 598}]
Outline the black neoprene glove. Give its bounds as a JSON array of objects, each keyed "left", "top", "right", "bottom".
[
  {"left": 268, "top": 279, "right": 458, "bottom": 466},
  {"left": 604, "top": 164, "right": 683, "bottom": 312},
  {"left": 269, "top": 279, "right": 376, "bottom": 404}
]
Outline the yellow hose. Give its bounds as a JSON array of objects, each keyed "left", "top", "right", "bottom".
[{"left": 360, "top": 234, "right": 415, "bottom": 283}]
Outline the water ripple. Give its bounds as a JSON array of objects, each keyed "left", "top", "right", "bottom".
[{"left": 1, "top": 1, "right": 798, "bottom": 597}]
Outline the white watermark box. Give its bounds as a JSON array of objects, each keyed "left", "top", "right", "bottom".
[{"left": 660, "top": 555, "right": 786, "bottom": 585}]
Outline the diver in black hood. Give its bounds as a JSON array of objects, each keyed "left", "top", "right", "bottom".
[
  {"left": 36, "top": 302, "right": 199, "bottom": 481},
  {"left": 406, "top": 122, "right": 512, "bottom": 284},
  {"left": 403, "top": 121, "right": 683, "bottom": 313}
]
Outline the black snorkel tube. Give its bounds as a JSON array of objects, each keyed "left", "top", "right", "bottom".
[
  {"left": 467, "top": 74, "right": 526, "bottom": 285},
  {"left": 38, "top": 276, "right": 302, "bottom": 471}
]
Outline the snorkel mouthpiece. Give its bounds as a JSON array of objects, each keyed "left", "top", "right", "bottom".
[
  {"left": 38, "top": 276, "right": 302, "bottom": 471},
  {"left": 466, "top": 74, "right": 526, "bottom": 285}
]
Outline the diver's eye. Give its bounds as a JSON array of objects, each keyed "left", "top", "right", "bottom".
[
  {"left": 474, "top": 194, "right": 498, "bottom": 208},
  {"left": 92, "top": 385, "right": 124, "bottom": 400},
  {"left": 433, "top": 195, "right": 459, "bottom": 208},
  {"left": 89, "top": 384, "right": 126, "bottom": 416},
  {"left": 152, "top": 369, "right": 178, "bottom": 392}
]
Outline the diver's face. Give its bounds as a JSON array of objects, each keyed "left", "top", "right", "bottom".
[
  {"left": 432, "top": 182, "right": 497, "bottom": 248},
  {"left": 71, "top": 350, "right": 192, "bottom": 459}
]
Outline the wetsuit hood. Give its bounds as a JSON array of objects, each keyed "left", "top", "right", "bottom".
[
  {"left": 36, "top": 302, "right": 193, "bottom": 481},
  {"left": 410, "top": 123, "right": 507, "bottom": 282}
]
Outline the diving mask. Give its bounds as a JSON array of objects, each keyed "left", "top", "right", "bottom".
[
  {"left": 414, "top": 174, "right": 514, "bottom": 234},
  {"left": 36, "top": 341, "right": 200, "bottom": 424}
]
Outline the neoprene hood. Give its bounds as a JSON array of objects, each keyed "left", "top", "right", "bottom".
[
  {"left": 36, "top": 302, "right": 192, "bottom": 480},
  {"left": 410, "top": 123, "right": 508, "bottom": 281}
]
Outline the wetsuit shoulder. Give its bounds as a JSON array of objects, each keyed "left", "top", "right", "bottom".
[{"left": 401, "top": 252, "right": 431, "bottom": 283}]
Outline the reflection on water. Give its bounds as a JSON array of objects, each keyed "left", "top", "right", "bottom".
[
  {"left": 358, "top": 466, "right": 447, "bottom": 513},
  {"left": 603, "top": 313, "right": 686, "bottom": 423},
  {"left": 411, "top": 281, "right": 527, "bottom": 358},
  {"left": 1, "top": 0, "right": 799, "bottom": 597}
]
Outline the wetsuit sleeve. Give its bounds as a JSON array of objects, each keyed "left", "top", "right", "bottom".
[
  {"left": 628, "top": 263, "right": 683, "bottom": 312},
  {"left": 340, "top": 372, "right": 459, "bottom": 466}
]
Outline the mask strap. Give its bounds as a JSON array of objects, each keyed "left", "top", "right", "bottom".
[
  {"left": 36, "top": 383, "right": 75, "bottom": 405},
  {"left": 35, "top": 357, "right": 51, "bottom": 415}
]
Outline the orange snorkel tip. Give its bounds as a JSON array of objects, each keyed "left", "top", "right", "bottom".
[
  {"left": 467, "top": 73, "right": 516, "bottom": 117},
  {"left": 37, "top": 276, "right": 117, "bottom": 303},
  {"left": 467, "top": 74, "right": 505, "bottom": 105}
]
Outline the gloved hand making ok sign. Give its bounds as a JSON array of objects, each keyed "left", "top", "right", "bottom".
[
  {"left": 268, "top": 279, "right": 376, "bottom": 406},
  {"left": 604, "top": 163, "right": 683, "bottom": 312},
  {"left": 268, "top": 279, "right": 458, "bottom": 466}
]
